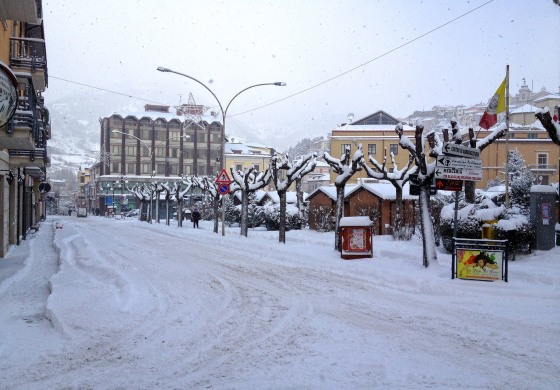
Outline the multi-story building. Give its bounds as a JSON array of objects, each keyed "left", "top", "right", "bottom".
[
  {"left": 225, "top": 141, "right": 279, "bottom": 192},
  {"left": 98, "top": 103, "right": 223, "bottom": 213},
  {"left": 0, "top": 0, "right": 50, "bottom": 257}
]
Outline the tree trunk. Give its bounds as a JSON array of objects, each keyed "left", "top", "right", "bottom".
[
  {"left": 279, "top": 190, "right": 287, "bottom": 243},
  {"left": 418, "top": 186, "right": 437, "bottom": 267},
  {"left": 241, "top": 190, "right": 249, "bottom": 237},
  {"left": 178, "top": 199, "right": 183, "bottom": 227},
  {"left": 393, "top": 186, "right": 403, "bottom": 240},
  {"left": 213, "top": 195, "right": 220, "bottom": 234},
  {"left": 334, "top": 184, "right": 345, "bottom": 251},
  {"left": 464, "top": 181, "right": 476, "bottom": 204},
  {"left": 156, "top": 191, "right": 160, "bottom": 224}
]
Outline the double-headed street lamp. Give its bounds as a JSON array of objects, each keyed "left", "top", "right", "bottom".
[{"left": 157, "top": 66, "right": 286, "bottom": 236}]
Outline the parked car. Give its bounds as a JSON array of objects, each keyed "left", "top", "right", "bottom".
[
  {"left": 125, "top": 209, "right": 140, "bottom": 218},
  {"left": 77, "top": 208, "right": 87, "bottom": 217}
]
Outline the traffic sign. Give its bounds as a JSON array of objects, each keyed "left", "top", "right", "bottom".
[
  {"left": 435, "top": 178, "right": 463, "bottom": 191},
  {"left": 215, "top": 168, "right": 232, "bottom": 184},
  {"left": 218, "top": 183, "right": 230, "bottom": 195},
  {"left": 436, "top": 156, "right": 482, "bottom": 170},
  {"left": 435, "top": 167, "right": 482, "bottom": 181},
  {"left": 442, "top": 143, "right": 480, "bottom": 158}
]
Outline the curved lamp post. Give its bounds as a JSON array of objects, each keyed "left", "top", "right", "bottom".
[{"left": 157, "top": 66, "right": 286, "bottom": 236}]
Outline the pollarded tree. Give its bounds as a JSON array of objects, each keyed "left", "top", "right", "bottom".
[
  {"left": 230, "top": 166, "right": 272, "bottom": 237},
  {"left": 172, "top": 178, "right": 194, "bottom": 227},
  {"left": 395, "top": 120, "right": 440, "bottom": 267},
  {"left": 323, "top": 144, "right": 363, "bottom": 251},
  {"left": 129, "top": 184, "right": 152, "bottom": 222},
  {"left": 271, "top": 152, "right": 317, "bottom": 243},
  {"left": 535, "top": 108, "right": 560, "bottom": 146},
  {"left": 360, "top": 149, "right": 415, "bottom": 240}
]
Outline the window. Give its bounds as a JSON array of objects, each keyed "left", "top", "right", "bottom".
[
  {"left": 155, "top": 129, "right": 166, "bottom": 141},
  {"left": 253, "top": 164, "right": 260, "bottom": 172},
  {"left": 124, "top": 118, "right": 137, "bottom": 127},
  {"left": 367, "top": 144, "right": 376, "bottom": 156},
  {"left": 126, "top": 146, "right": 136, "bottom": 156},
  {"left": 528, "top": 132, "right": 538, "bottom": 139},
  {"left": 155, "top": 147, "right": 165, "bottom": 157},
  {"left": 140, "top": 163, "right": 152, "bottom": 175},
  {"left": 197, "top": 149, "right": 207, "bottom": 159},
  {"left": 169, "top": 164, "right": 178, "bottom": 175},
  {"left": 236, "top": 164, "right": 243, "bottom": 172},
  {"left": 111, "top": 162, "right": 119, "bottom": 173},
  {"left": 183, "top": 165, "right": 192, "bottom": 175},
  {"left": 111, "top": 145, "right": 121, "bottom": 155},
  {"left": 142, "top": 148, "right": 150, "bottom": 158},
  {"left": 537, "top": 153, "right": 548, "bottom": 168},
  {"left": 127, "top": 163, "right": 135, "bottom": 173},
  {"left": 183, "top": 148, "right": 193, "bottom": 159},
  {"left": 341, "top": 144, "right": 351, "bottom": 155},
  {"left": 156, "top": 163, "right": 166, "bottom": 175},
  {"left": 171, "top": 148, "right": 179, "bottom": 158},
  {"left": 390, "top": 144, "right": 399, "bottom": 155},
  {"left": 141, "top": 129, "right": 151, "bottom": 140}
]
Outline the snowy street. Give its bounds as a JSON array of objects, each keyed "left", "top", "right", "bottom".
[{"left": 0, "top": 216, "right": 559, "bottom": 389}]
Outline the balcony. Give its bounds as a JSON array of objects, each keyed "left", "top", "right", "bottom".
[
  {"left": 8, "top": 148, "right": 49, "bottom": 169},
  {"left": 10, "top": 37, "right": 48, "bottom": 91},
  {"left": 528, "top": 164, "right": 558, "bottom": 173},
  {"left": 0, "top": 0, "right": 40, "bottom": 22},
  {"left": 0, "top": 76, "right": 43, "bottom": 150}
]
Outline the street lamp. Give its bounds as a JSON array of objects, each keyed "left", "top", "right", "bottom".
[
  {"left": 117, "top": 174, "right": 128, "bottom": 214},
  {"left": 157, "top": 66, "right": 286, "bottom": 236}
]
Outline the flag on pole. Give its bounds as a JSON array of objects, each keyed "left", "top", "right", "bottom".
[{"left": 479, "top": 78, "right": 507, "bottom": 129}]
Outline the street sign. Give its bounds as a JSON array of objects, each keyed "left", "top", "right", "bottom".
[
  {"left": 218, "top": 183, "right": 230, "bottom": 195},
  {"left": 215, "top": 168, "right": 232, "bottom": 184},
  {"left": 434, "top": 167, "right": 482, "bottom": 181},
  {"left": 442, "top": 143, "right": 480, "bottom": 159},
  {"left": 435, "top": 178, "right": 463, "bottom": 191},
  {"left": 436, "top": 156, "right": 482, "bottom": 170}
]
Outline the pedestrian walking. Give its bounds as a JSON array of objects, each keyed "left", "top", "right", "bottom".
[{"left": 192, "top": 208, "right": 201, "bottom": 228}]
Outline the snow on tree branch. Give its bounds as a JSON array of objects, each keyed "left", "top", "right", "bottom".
[{"left": 535, "top": 107, "right": 560, "bottom": 146}]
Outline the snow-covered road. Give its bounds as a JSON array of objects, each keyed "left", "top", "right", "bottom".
[{"left": 1, "top": 216, "right": 559, "bottom": 389}]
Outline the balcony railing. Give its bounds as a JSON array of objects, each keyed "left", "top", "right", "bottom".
[
  {"left": 528, "top": 164, "right": 558, "bottom": 172},
  {"left": 10, "top": 37, "right": 48, "bottom": 88}
]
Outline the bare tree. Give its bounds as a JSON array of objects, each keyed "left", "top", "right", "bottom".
[
  {"left": 535, "top": 108, "right": 560, "bottom": 146},
  {"left": 360, "top": 149, "right": 415, "bottom": 240},
  {"left": 271, "top": 153, "right": 317, "bottom": 243},
  {"left": 395, "top": 121, "right": 438, "bottom": 267},
  {"left": 171, "top": 178, "right": 194, "bottom": 227},
  {"left": 129, "top": 184, "right": 152, "bottom": 222},
  {"left": 230, "top": 167, "right": 272, "bottom": 237},
  {"left": 323, "top": 144, "right": 363, "bottom": 251}
]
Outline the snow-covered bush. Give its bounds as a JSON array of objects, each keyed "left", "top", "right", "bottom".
[
  {"left": 440, "top": 200, "right": 506, "bottom": 253},
  {"left": 263, "top": 204, "right": 305, "bottom": 231},
  {"left": 223, "top": 197, "right": 241, "bottom": 226},
  {"left": 247, "top": 194, "right": 265, "bottom": 228},
  {"left": 493, "top": 214, "right": 535, "bottom": 256}
]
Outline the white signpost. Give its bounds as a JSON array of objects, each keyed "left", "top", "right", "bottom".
[
  {"left": 436, "top": 144, "right": 482, "bottom": 181},
  {"left": 442, "top": 143, "right": 480, "bottom": 158}
]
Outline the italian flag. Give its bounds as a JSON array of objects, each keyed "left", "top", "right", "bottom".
[{"left": 479, "top": 78, "right": 507, "bottom": 129}]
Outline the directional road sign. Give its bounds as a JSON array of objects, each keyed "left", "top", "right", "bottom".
[
  {"left": 434, "top": 167, "right": 482, "bottom": 181},
  {"left": 442, "top": 143, "right": 480, "bottom": 159},
  {"left": 435, "top": 178, "right": 463, "bottom": 191},
  {"left": 436, "top": 156, "right": 482, "bottom": 170}
]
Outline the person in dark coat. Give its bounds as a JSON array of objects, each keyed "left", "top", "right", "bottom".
[{"left": 192, "top": 208, "right": 201, "bottom": 228}]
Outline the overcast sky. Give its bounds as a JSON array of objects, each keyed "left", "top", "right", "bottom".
[{"left": 42, "top": 0, "right": 560, "bottom": 150}]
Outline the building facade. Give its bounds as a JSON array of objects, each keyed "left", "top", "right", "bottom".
[
  {"left": 330, "top": 82, "right": 560, "bottom": 190},
  {"left": 0, "top": 0, "right": 51, "bottom": 257}
]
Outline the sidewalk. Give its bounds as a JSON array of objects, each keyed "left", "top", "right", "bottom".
[{"left": 0, "top": 221, "right": 50, "bottom": 285}]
